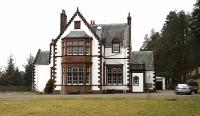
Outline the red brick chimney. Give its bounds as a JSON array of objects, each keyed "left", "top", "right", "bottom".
[{"left": 60, "top": 9, "right": 67, "bottom": 33}]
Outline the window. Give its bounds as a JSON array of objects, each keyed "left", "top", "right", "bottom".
[
  {"left": 62, "top": 42, "right": 67, "bottom": 55},
  {"left": 64, "top": 41, "right": 91, "bottom": 55},
  {"left": 106, "top": 65, "right": 123, "bottom": 85},
  {"left": 112, "top": 44, "right": 120, "bottom": 53},
  {"left": 67, "top": 67, "right": 72, "bottom": 84},
  {"left": 133, "top": 76, "right": 139, "bottom": 86},
  {"left": 112, "top": 38, "right": 120, "bottom": 53},
  {"left": 62, "top": 66, "right": 65, "bottom": 84},
  {"left": 66, "top": 65, "right": 91, "bottom": 85},
  {"left": 74, "top": 21, "right": 81, "bottom": 29},
  {"left": 85, "top": 66, "right": 90, "bottom": 84},
  {"left": 131, "top": 64, "right": 145, "bottom": 71},
  {"left": 86, "top": 41, "right": 91, "bottom": 55}
]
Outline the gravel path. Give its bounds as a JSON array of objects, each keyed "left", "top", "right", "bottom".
[{"left": 0, "top": 90, "right": 199, "bottom": 100}]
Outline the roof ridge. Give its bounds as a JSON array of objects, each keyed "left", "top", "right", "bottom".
[{"left": 94, "top": 23, "right": 127, "bottom": 26}]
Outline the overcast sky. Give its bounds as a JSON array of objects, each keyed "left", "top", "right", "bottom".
[{"left": 0, "top": 0, "right": 196, "bottom": 71}]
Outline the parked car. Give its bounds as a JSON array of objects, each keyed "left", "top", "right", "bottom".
[
  {"left": 174, "top": 84, "right": 192, "bottom": 95},
  {"left": 187, "top": 81, "right": 198, "bottom": 94}
]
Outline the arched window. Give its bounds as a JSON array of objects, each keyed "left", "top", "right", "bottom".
[
  {"left": 133, "top": 76, "right": 139, "bottom": 86},
  {"left": 112, "top": 38, "right": 120, "bottom": 53}
]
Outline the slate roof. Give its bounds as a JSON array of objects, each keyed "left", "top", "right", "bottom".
[
  {"left": 64, "top": 30, "right": 92, "bottom": 38},
  {"left": 91, "top": 23, "right": 129, "bottom": 47},
  {"left": 130, "top": 51, "right": 154, "bottom": 70},
  {"left": 34, "top": 49, "right": 50, "bottom": 65}
]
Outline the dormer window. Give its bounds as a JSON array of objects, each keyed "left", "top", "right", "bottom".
[
  {"left": 74, "top": 21, "right": 81, "bottom": 29},
  {"left": 112, "top": 38, "right": 120, "bottom": 53}
]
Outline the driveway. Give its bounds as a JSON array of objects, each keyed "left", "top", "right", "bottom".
[{"left": 0, "top": 90, "right": 199, "bottom": 100}]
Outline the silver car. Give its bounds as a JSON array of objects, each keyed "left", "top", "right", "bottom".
[{"left": 175, "top": 84, "right": 192, "bottom": 95}]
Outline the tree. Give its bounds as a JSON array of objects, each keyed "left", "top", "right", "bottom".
[
  {"left": 0, "top": 55, "right": 16, "bottom": 85},
  {"left": 141, "top": 10, "right": 192, "bottom": 86},
  {"left": 0, "top": 55, "right": 25, "bottom": 86},
  {"left": 13, "top": 68, "right": 24, "bottom": 86},
  {"left": 23, "top": 55, "right": 34, "bottom": 86},
  {"left": 5, "top": 55, "right": 15, "bottom": 76},
  {"left": 191, "top": 0, "right": 200, "bottom": 41},
  {"left": 191, "top": 0, "right": 200, "bottom": 68}
]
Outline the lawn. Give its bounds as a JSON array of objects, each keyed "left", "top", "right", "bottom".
[{"left": 0, "top": 97, "right": 200, "bottom": 116}]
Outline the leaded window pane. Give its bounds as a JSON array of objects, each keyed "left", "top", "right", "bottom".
[
  {"left": 112, "top": 44, "right": 120, "bottom": 53},
  {"left": 106, "top": 65, "right": 123, "bottom": 85}
]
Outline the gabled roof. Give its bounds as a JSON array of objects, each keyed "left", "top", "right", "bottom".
[
  {"left": 64, "top": 30, "right": 92, "bottom": 39},
  {"left": 130, "top": 51, "right": 154, "bottom": 70},
  {"left": 54, "top": 8, "right": 101, "bottom": 43},
  {"left": 91, "top": 23, "right": 129, "bottom": 47},
  {"left": 34, "top": 49, "right": 50, "bottom": 65}
]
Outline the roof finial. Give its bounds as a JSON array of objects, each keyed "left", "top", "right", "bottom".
[{"left": 77, "top": 7, "right": 79, "bottom": 12}]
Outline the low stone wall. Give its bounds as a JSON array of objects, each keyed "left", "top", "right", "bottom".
[{"left": 0, "top": 86, "right": 31, "bottom": 92}]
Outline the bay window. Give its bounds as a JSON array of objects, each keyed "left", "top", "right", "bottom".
[
  {"left": 63, "top": 40, "right": 91, "bottom": 55},
  {"left": 66, "top": 65, "right": 91, "bottom": 85}
]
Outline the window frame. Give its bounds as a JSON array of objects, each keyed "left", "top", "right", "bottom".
[
  {"left": 133, "top": 76, "right": 139, "bottom": 86},
  {"left": 74, "top": 21, "right": 81, "bottom": 29},
  {"left": 63, "top": 40, "right": 91, "bottom": 56},
  {"left": 66, "top": 65, "right": 91, "bottom": 85},
  {"left": 106, "top": 65, "right": 123, "bottom": 85},
  {"left": 112, "top": 38, "right": 120, "bottom": 53}
]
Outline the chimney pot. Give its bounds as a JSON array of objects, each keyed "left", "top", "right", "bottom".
[
  {"left": 127, "top": 12, "right": 131, "bottom": 25},
  {"left": 62, "top": 9, "right": 65, "bottom": 14}
]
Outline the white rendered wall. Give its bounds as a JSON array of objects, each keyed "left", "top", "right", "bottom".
[
  {"left": 35, "top": 65, "right": 50, "bottom": 92},
  {"left": 103, "top": 47, "right": 129, "bottom": 90},
  {"left": 132, "top": 73, "right": 144, "bottom": 92},
  {"left": 91, "top": 32, "right": 100, "bottom": 90},
  {"left": 145, "top": 71, "right": 155, "bottom": 90},
  {"left": 55, "top": 57, "right": 61, "bottom": 90},
  {"left": 162, "top": 77, "right": 165, "bottom": 90}
]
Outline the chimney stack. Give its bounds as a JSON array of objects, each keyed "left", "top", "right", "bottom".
[
  {"left": 60, "top": 9, "right": 67, "bottom": 33},
  {"left": 127, "top": 12, "right": 131, "bottom": 25}
]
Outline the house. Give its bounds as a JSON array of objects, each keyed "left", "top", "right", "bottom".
[
  {"left": 156, "top": 76, "right": 165, "bottom": 90},
  {"left": 130, "top": 51, "right": 156, "bottom": 92},
  {"left": 33, "top": 49, "right": 50, "bottom": 92},
  {"left": 33, "top": 8, "right": 155, "bottom": 94}
]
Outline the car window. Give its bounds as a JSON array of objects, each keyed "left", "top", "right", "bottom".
[
  {"left": 188, "top": 82, "right": 198, "bottom": 86},
  {"left": 178, "top": 84, "right": 189, "bottom": 88}
]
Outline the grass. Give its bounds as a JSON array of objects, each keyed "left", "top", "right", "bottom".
[{"left": 0, "top": 97, "right": 200, "bottom": 116}]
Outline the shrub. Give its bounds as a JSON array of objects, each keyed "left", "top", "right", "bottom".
[{"left": 44, "top": 79, "right": 54, "bottom": 94}]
